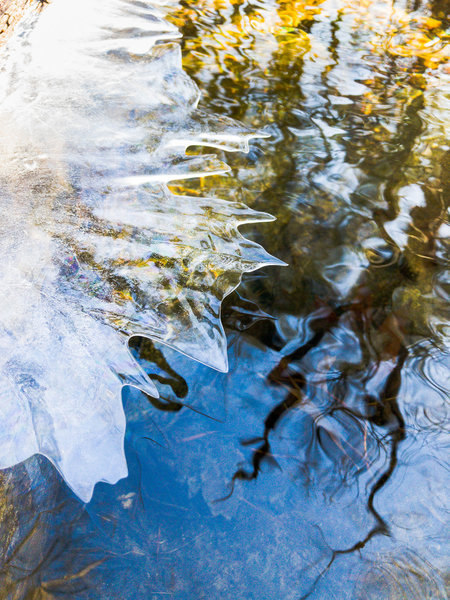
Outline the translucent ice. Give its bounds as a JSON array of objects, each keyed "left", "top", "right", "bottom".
[{"left": 0, "top": 0, "right": 281, "bottom": 501}]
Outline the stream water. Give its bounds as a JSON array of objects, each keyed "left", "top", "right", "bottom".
[{"left": 0, "top": 0, "right": 449, "bottom": 598}]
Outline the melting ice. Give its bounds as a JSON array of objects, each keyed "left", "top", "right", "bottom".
[{"left": 0, "top": 0, "right": 281, "bottom": 501}]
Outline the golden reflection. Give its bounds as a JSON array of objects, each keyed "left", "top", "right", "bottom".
[{"left": 367, "top": 8, "right": 449, "bottom": 68}]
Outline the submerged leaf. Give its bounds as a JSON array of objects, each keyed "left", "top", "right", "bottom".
[{"left": 0, "top": 0, "right": 281, "bottom": 501}]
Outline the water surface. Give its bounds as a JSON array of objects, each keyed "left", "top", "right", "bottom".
[{"left": 0, "top": 0, "right": 449, "bottom": 598}]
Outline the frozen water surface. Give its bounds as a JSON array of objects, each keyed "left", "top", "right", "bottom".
[{"left": 0, "top": 0, "right": 281, "bottom": 501}]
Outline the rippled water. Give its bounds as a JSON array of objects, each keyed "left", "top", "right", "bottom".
[{"left": 0, "top": 0, "right": 449, "bottom": 598}]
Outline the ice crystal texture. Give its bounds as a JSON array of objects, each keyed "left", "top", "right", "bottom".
[{"left": 0, "top": 0, "right": 280, "bottom": 501}]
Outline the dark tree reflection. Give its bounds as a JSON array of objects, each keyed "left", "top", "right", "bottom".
[{"left": 165, "top": 0, "right": 449, "bottom": 593}]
